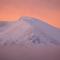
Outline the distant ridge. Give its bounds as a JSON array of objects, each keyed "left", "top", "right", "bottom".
[{"left": 0, "top": 21, "right": 8, "bottom": 27}]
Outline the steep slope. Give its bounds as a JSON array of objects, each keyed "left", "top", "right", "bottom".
[
  {"left": 0, "top": 16, "right": 60, "bottom": 47},
  {"left": 19, "top": 16, "right": 60, "bottom": 46}
]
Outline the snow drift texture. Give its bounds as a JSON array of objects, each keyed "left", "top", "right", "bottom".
[{"left": 0, "top": 16, "right": 60, "bottom": 47}]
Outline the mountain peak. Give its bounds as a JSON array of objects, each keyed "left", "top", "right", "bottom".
[
  {"left": 19, "top": 16, "right": 60, "bottom": 29},
  {"left": 18, "top": 16, "right": 42, "bottom": 26},
  {"left": 20, "top": 16, "right": 34, "bottom": 19},
  {"left": 19, "top": 16, "right": 39, "bottom": 22}
]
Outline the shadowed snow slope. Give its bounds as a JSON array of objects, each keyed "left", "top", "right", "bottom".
[{"left": 0, "top": 16, "right": 60, "bottom": 47}]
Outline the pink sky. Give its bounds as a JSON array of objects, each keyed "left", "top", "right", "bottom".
[{"left": 0, "top": 0, "right": 60, "bottom": 28}]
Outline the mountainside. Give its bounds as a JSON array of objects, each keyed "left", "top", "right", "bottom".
[{"left": 0, "top": 16, "right": 60, "bottom": 47}]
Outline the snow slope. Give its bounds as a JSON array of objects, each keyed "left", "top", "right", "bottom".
[{"left": 0, "top": 16, "right": 60, "bottom": 47}]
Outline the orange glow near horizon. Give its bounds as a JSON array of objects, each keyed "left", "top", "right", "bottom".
[{"left": 0, "top": 0, "right": 60, "bottom": 28}]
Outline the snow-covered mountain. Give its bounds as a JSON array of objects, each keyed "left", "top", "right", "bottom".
[{"left": 0, "top": 16, "right": 60, "bottom": 47}]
